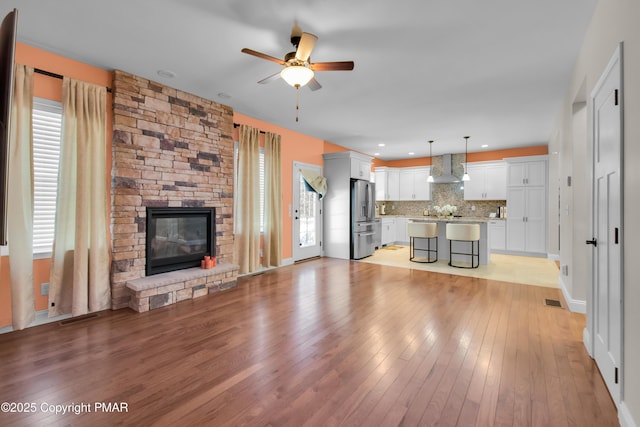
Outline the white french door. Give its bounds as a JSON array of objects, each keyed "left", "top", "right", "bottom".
[
  {"left": 292, "top": 162, "right": 323, "bottom": 261},
  {"left": 588, "top": 43, "right": 623, "bottom": 404}
]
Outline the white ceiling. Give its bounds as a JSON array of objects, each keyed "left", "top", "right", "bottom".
[{"left": 2, "top": 0, "right": 596, "bottom": 159}]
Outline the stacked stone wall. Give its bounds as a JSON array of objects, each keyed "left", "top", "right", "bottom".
[{"left": 110, "top": 70, "right": 235, "bottom": 309}]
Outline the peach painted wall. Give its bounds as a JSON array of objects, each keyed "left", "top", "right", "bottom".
[
  {"left": 233, "top": 112, "right": 327, "bottom": 260},
  {"left": 0, "top": 43, "right": 113, "bottom": 328}
]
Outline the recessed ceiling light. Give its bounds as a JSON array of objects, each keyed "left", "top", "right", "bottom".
[
  {"left": 408, "top": 152, "right": 415, "bottom": 155},
  {"left": 374, "top": 152, "right": 380, "bottom": 156},
  {"left": 157, "top": 69, "right": 176, "bottom": 78},
  {"left": 481, "top": 144, "right": 488, "bottom": 148},
  {"left": 378, "top": 143, "right": 385, "bottom": 147}
]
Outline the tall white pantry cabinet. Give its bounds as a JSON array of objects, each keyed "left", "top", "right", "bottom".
[{"left": 505, "top": 156, "right": 548, "bottom": 255}]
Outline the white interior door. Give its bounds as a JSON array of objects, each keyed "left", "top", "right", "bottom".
[
  {"left": 589, "top": 43, "right": 623, "bottom": 404},
  {"left": 292, "top": 162, "right": 323, "bottom": 261}
]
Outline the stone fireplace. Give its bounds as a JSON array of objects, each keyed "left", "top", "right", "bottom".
[{"left": 110, "top": 70, "right": 238, "bottom": 312}]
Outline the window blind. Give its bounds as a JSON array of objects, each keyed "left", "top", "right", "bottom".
[{"left": 32, "top": 98, "right": 62, "bottom": 254}]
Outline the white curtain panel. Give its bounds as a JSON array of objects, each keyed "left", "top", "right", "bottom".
[
  {"left": 49, "top": 78, "right": 110, "bottom": 317},
  {"left": 7, "top": 64, "right": 35, "bottom": 330}
]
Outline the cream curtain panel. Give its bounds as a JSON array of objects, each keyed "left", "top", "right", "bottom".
[
  {"left": 7, "top": 64, "right": 35, "bottom": 330},
  {"left": 49, "top": 78, "right": 110, "bottom": 317},
  {"left": 234, "top": 125, "right": 261, "bottom": 274},
  {"left": 263, "top": 132, "right": 282, "bottom": 267}
]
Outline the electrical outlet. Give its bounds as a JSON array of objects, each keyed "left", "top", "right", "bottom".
[
  {"left": 561, "top": 265, "right": 569, "bottom": 276},
  {"left": 471, "top": 205, "right": 476, "bottom": 211},
  {"left": 41, "top": 282, "right": 49, "bottom": 296}
]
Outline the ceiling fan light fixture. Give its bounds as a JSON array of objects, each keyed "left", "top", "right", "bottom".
[{"left": 280, "top": 65, "right": 314, "bottom": 87}]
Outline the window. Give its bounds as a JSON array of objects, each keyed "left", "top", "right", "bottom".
[
  {"left": 233, "top": 143, "right": 265, "bottom": 233},
  {"left": 32, "top": 98, "right": 62, "bottom": 255}
]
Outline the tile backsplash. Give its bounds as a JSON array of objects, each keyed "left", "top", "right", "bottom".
[{"left": 378, "top": 198, "right": 504, "bottom": 218}]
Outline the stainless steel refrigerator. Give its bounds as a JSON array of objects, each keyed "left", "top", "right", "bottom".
[{"left": 351, "top": 179, "right": 376, "bottom": 259}]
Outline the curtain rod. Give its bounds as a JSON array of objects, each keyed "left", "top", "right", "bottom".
[
  {"left": 34, "top": 67, "right": 112, "bottom": 93},
  {"left": 233, "top": 123, "right": 266, "bottom": 135}
]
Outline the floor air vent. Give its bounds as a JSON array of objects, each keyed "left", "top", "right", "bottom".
[
  {"left": 59, "top": 313, "right": 99, "bottom": 326},
  {"left": 544, "top": 298, "right": 562, "bottom": 308}
]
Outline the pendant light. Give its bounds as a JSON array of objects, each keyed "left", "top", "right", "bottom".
[
  {"left": 462, "top": 136, "right": 471, "bottom": 181},
  {"left": 427, "top": 140, "right": 435, "bottom": 183}
]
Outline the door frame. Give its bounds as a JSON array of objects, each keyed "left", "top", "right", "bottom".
[
  {"left": 586, "top": 42, "right": 624, "bottom": 405},
  {"left": 292, "top": 162, "right": 324, "bottom": 262}
]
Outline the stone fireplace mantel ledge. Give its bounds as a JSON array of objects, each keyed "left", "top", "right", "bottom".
[{"left": 126, "top": 263, "right": 240, "bottom": 313}]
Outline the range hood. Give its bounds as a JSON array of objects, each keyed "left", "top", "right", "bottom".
[{"left": 433, "top": 153, "right": 461, "bottom": 183}]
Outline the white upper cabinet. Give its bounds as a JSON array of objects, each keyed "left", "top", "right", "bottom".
[
  {"left": 374, "top": 167, "right": 400, "bottom": 201},
  {"left": 507, "top": 159, "right": 546, "bottom": 186},
  {"left": 398, "top": 167, "right": 431, "bottom": 201},
  {"left": 350, "top": 156, "right": 371, "bottom": 180},
  {"left": 463, "top": 161, "right": 507, "bottom": 200}
]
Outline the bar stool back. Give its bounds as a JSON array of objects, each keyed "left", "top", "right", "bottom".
[
  {"left": 446, "top": 223, "right": 480, "bottom": 268},
  {"left": 408, "top": 222, "right": 438, "bottom": 263}
]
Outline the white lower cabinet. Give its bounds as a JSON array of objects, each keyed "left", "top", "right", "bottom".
[
  {"left": 395, "top": 217, "right": 409, "bottom": 243},
  {"left": 506, "top": 186, "right": 546, "bottom": 254},
  {"left": 381, "top": 218, "right": 395, "bottom": 246},
  {"left": 488, "top": 220, "right": 506, "bottom": 251}
]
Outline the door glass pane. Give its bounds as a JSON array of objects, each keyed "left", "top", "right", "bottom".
[{"left": 299, "top": 176, "right": 317, "bottom": 248}]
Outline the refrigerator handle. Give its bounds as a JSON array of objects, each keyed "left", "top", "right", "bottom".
[{"left": 364, "top": 182, "right": 369, "bottom": 218}]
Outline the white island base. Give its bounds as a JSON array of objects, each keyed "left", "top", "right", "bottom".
[{"left": 408, "top": 218, "right": 491, "bottom": 266}]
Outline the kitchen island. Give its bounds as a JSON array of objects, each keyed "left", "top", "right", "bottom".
[{"left": 408, "top": 217, "right": 492, "bottom": 265}]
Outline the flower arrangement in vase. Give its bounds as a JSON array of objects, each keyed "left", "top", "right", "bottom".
[{"left": 433, "top": 204, "right": 457, "bottom": 218}]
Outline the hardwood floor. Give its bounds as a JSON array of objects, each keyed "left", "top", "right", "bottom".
[{"left": 0, "top": 258, "right": 618, "bottom": 426}]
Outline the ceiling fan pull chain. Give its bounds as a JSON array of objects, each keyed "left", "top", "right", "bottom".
[{"left": 295, "top": 84, "right": 300, "bottom": 122}]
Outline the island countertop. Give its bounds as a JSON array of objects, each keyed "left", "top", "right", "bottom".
[{"left": 376, "top": 215, "right": 504, "bottom": 223}]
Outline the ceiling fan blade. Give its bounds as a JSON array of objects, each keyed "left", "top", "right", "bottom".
[
  {"left": 311, "top": 61, "right": 355, "bottom": 71},
  {"left": 307, "top": 77, "right": 322, "bottom": 91},
  {"left": 295, "top": 32, "right": 318, "bottom": 62},
  {"left": 241, "top": 48, "right": 285, "bottom": 65},
  {"left": 257, "top": 71, "right": 281, "bottom": 85}
]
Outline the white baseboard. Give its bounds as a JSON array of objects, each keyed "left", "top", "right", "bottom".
[
  {"left": 558, "top": 276, "right": 587, "bottom": 313},
  {"left": 583, "top": 327, "right": 593, "bottom": 357},
  {"left": 620, "top": 401, "right": 638, "bottom": 427},
  {"left": 282, "top": 257, "right": 294, "bottom": 266}
]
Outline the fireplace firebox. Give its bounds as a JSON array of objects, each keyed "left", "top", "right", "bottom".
[{"left": 145, "top": 207, "right": 215, "bottom": 276}]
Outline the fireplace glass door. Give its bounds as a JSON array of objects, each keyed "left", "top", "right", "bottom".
[{"left": 146, "top": 207, "right": 215, "bottom": 275}]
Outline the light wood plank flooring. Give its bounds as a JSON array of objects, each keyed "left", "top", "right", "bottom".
[{"left": 0, "top": 258, "right": 618, "bottom": 426}]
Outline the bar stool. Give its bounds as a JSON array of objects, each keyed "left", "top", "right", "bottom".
[
  {"left": 446, "top": 223, "right": 480, "bottom": 268},
  {"left": 408, "top": 222, "right": 438, "bottom": 263}
]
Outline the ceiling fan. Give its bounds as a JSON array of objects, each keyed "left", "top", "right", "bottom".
[{"left": 241, "top": 23, "right": 355, "bottom": 91}]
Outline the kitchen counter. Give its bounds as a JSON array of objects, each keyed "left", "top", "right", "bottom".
[{"left": 377, "top": 215, "right": 505, "bottom": 223}]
